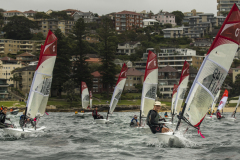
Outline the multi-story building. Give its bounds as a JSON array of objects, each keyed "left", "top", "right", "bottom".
[
  {"left": 16, "top": 52, "right": 37, "bottom": 65},
  {"left": 151, "top": 12, "right": 176, "bottom": 26},
  {"left": 183, "top": 9, "right": 204, "bottom": 24},
  {"left": 91, "top": 71, "right": 114, "bottom": 93},
  {"left": 217, "top": 0, "right": 240, "bottom": 16},
  {"left": 12, "top": 65, "right": 36, "bottom": 94},
  {"left": 143, "top": 19, "right": 159, "bottom": 28},
  {"left": 65, "top": 20, "right": 76, "bottom": 35},
  {"left": 114, "top": 59, "right": 132, "bottom": 68},
  {"left": 115, "top": 11, "right": 143, "bottom": 33},
  {"left": 232, "top": 66, "right": 240, "bottom": 83},
  {"left": 23, "top": 10, "right": 37, "bottom": 17},
  {"left": 3, "top": 10, "right": 24, "bottom": 24},
  {"left": 138, "top": 10, "right": 153, "bottom": 19},
  {"left": 0, "top": 39, "right": 43, "bottom": 55},
  {"left": 0, "top": 57, "right": 22, "bottom": 85},
  {"left": 62, "top": 9, "right": 79, "bottom": 16},
  {"left": 73, "top": 11, "right": 95, "bottom": 23},
  {"left": 162, "top": 26, "right": 190, "bottom": 38},
  {"left": 124, "top": 68, "right": 144, "bottom": 92},
  {"left": 116, "top": 41, "right": 141, "bottom": 55},
  {"left": 0, "top": 78, "right": 9, "bottom": 99}
]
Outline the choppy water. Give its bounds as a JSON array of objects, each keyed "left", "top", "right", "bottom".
[{"left": 0, "top": 112, "right": 240, "bottom": 160}]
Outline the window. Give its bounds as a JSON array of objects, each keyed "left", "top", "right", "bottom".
[
  {"left": 126, "top": 83, "right": 128, "bottom": 86},
  {"left": 169, "top": 72, "right": 171, "bottom": 75},
  {"left": 133, "top": 77, "right": 136, "bottom": 80},
  {"left": 29, "top": 78, "right": 31, "bottom": 81},
  {"left": 159, "top": 73, "right": 161, "bottom": 76},
  {"left": 29, "top": 72, "right": 31, "bottom": 74},
  {"left": 137, "top": 77, "right": 140, "bottom": 81},
  {"left": 172, "top": 73, "right": 175, "bottom": 76},
  {"left": 235, "top": 70, "right": 239, "bottom": 72}
]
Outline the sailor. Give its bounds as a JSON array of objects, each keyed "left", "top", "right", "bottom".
[
  {"left": 216, "top": 109, "right": 224, "bottom": 119},
  {"left": 19, "top": 111, "right": 35, "bottom": 128},
  {"left": 208, "top": 110, "right": 211, "bottom": 115},
  {"left": 212, "top": 110, "right": 215, "bottom": 115},
  {"left": 146, "top": 101, "right": 171, "bottom": 133},
  {"left": 232, "top": 110, "right": 236, "bottom": 118},
  {"left": 0, "top": 105, "right": 3, "bottom": 113},
  {"left": 130, "top": 115, "right": 139, "bottom": 127},
  {"left": 92, "top": 107, "right": 103, "bottom": 119},
  {"left": 164, "top": 112, "right": 168, "bottom": 118},
  {"left": 0, "top": 107, "right": 11, "bottom": 128}
]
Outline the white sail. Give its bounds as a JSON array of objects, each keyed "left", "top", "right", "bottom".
[
  {"left": 109, "top": 63, "right": 128, "bottom": 114},
  {"left": 181, "top": 4, "right": 240, "bottom": 129},
  {"left": 211, "top": 90, "right": 221, "bottom": 112},
  {"left": 171, "top": 84, "right": 178, "bottom": 114},
  {"left": 217, "top": 89, "right": 228, "bottom": 110},
  {"left": 173, "top": 61, "right": 189, "bottom": 115},
  {"left": 26, "top": 30, "right": 57, "bottom": 119},
  {"left": 81, "top": 82, "right": 89, "bottom": 109},
  {"left": 141, "top": 51, "right": 158, "bottom": 117},
  {"left": 234, "top": 96, "right": 240, "bottom": 111},
  {"left": 89, "top": 91, "right": 93, "bottom": 108}
]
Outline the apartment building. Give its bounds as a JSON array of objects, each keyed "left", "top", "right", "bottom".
[
  {"left": 162, "top": 26, "right": 190, "bottom": 38},
  {"left": 138, "top": 10, "right": 153, "bottom": 19},
  {"left": 3, "top": 10, "right": 24, "bottom": 24},
  {"left": 16, "top": 52, "right": 37, "bottom": 65},
  {"left": 0, "top": 57, "right": 22, "bottom": 85},
  {"left": 12, "top": 65, "right": 36, "bottom": 95},
  {"left": 151, "top": 12, "right": 176, "bottom": 26},
  {"left": 143, "top": 19, "right": 159, "bottom": 27},
  {"left": 65, "top": 20, "right": 76, "bottom": 35},
  {"left": 91, "top": 71, "right": 114, "bottom": 93},
  {"left": 0, "top": 78, "right": 9, "bottom": 99},
  {"left": 183, "top": 9, "right": 204, "bottom": 23},
  {"left": 0, "top": 39, "right": 43, "bottom": 55},
  {"left": 217, "top": 0, "right": 240, "bottom": 16},
  {"left": 116, "top": 41, "right": 141, "bottom": 55},
  {"left": 232, "top": 66, "right": 240, "bottom": 83},
  {"left": 124, "top": 68, "right": 144, "bottom": 92},
  {"left": 62, "top": 9, "right": 79, "bottom": 16},
  {"left": 23, "top": 10, "right": 37, "bottom": 17},
  {"left": 73, "top": 11, "right": 95, "bottom": 23},
  {"left": 114, "top": 59, "right": 132, "bottom": 68},
  {"left": 115, "top": 11, "right": 143, "bottom": 33}
]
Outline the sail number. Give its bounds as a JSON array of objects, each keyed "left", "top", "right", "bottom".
[
  {"left": 207, "top": 68, "right": 224, "bottom": 95},
  {"left": 40, "top": 78, "right": 52, "bottom": 95}
]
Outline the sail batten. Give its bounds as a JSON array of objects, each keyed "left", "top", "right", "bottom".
[
  {"left": 141, "top": 51, "right": 158, "bottom": 117},
  {"left": 109, "top": 63, "right": 128, "bottom": 114}
]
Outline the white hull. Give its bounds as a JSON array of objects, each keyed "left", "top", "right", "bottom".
[
  {"left": 76, "top": 112, "right": 92, "bottom": 117},
  {"left": 156, "top": 132, "right": 182, "bottom": 146},
  {"left": 3, "top": 126, "right": 46, "bottom": 137},
  {"left": 206, "top": 115, "right": 216, "bottom": 119},
  {"left": 95, "top": 119, "right": 112, "bottom": 124},
  {"left": 164, "top": 117, "right": 172, "bottom": 119},
  {"left": 226, "top": 117, "right": 236, "bottom": 121}
]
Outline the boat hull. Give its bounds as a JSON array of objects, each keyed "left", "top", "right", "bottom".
[
  {"left": 156, "top": 132, "right": 182, "bottom": 146},
  {"left": 95, "top": 119, "right": 111, "bottom": 124},
  {"left": 3, "top": 126, "right": 46, "bottom": 137}
]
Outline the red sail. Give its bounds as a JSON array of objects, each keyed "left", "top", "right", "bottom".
[
  {"left": 172, "top": 84, "right": 179, "bottom": 98},
  {"left": 81, "top": 81, "right": 88, "bottom": 93},
  {"left": 116, "top": 63, "right": 128, "bottom": 85},
  {"left": 144, "top": 51, "right": 158, "bottom": 81},
  {"left": 179, "top": 61, "right": 190, "bottom": 85},
  {"left": 37, "top": 30, "right": 57, "bottom": 70}
]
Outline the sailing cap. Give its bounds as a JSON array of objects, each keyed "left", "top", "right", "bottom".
[
  {"left": 154, "top": 101, "right": 161, "bottom": 106},
  {"left": 134, "top": 115, "right": 137, "bottom": 118}
]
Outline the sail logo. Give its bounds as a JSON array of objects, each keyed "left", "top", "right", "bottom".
[
  {"left": 120, "top": 70, "right": 127, "bottom": 77},
  {"left": 148, "top": 59, "right": 157, "bottom": 68},
  {"left": 146, "top": 86, "right": 156, "bottom": 99},
  {"left": 39, "top": 78, "right": 52, "bottom": 95},
  {"left": 235, "top": 28, "right": 240, "bottom": 37},
  {"left": 83, "top": 95, "right": 89, "bottom": 101}
]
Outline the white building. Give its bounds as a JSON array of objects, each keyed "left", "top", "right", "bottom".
[
  {"left": 116, "top": 41, "right": 141, "bottom": 55},
  {"left": 143, "top": 19, "right": 159, "bottom": 27}
]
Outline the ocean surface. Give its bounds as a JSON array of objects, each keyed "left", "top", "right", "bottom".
[{"left": 0, "top": 112, "right": 240, "bottom": 160}]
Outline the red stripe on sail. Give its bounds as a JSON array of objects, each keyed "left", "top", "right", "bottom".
[
  {"left": 194, "top": 114, "right": 206, "bottom": 127},
  {"left": 81, "top": 82, "right": 88, "bottom": 93},
  {"left": 178, "top": 61, "right": 189, "bottom": 85},
  {"left": 207, "top": 4, "right": 240, "bottom": 55},
  {"left": 116, "top": 63, "right": 128, "bottom": 85},
  {"left": 144, "top": 51, "right": 158, "bottom": 81},
  {"left": 36, "top": 30, "right": 58, "bottom": 70},
  {"left": 172, "top": 84, "right": 178, "bottom": 98}
]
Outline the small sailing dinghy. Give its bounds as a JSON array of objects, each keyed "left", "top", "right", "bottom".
[
  {"left": 95, "top": 63, "right": 128, "bottom": 124},
  {"left": 170, "top": 4, "right": 240, "bottom": 147},
  {"left": 139, "top": 51, "right": 158, "bottom": 128},
  {"left": 10, "top": 109, "right": 19, "bottom": 115},
  {"left": 217, "top": 89, "right": 228, "bottom": 118},
  {"left": 206, "top": 90, "right": 220, "bottom": 119},
  {"left": 171, "top": 61, "right": 189, "bottom": 122},
  {"left": 4, "top": 30, "right": 57, "bottom": 137},
  {"left": 228, "top": 96, "right": 240, "bottom": 120}
]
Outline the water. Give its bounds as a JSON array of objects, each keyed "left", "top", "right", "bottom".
[{"left": 0, "top": 112, "right": 240, "bottom": 160}]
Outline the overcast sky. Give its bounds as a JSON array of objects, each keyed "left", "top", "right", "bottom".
[{"left": 2, "top": 0, "right": 218, "bottom": 15}]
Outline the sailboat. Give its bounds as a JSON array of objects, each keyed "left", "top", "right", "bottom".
[
  {"left": 95, "top": 63, "right": 128, "bottom": 124},
  {"left": 229, "top": 95, "right": 240, "bottom": 120},
  {"left": 78, "top": 81, "right": 91, "bottom": 117},
  {"left": 171, "top": 61, "right": 189, "bottom": 121},
  {"left": 171, "top": 84, "right": 178, "bottom": 120},
  {"left": 139, "top": 51, "right": 158, "bottom": 126},
  {"left": 171, "top": 4, "right": 240, "bottom": 146},
  {"left": 4, "top": 30, "right": 58, "bottom": 136},
  {"left": 217, "top": 89, "right": 228, "bottom": 115},
  {"left": 206, "top": 89, "right": 220, "bottom": 119},
  {"left": 89, "top": 91, "right": 93, "bottom": 109}
]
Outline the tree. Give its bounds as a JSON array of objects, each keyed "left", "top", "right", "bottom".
[
  {"left": 171, "top": 11, "right": 184, "bottom": 25},
  {"left": 94, "top": 13, "right": 99, "bottom": 17},
  {"left": 31, "top": 32, "right": 45, "bottom": 40},
  {"left": 221, "top": 11, "right": 229, "bottom": 16},
  {"left": 34, "top": 12, "right": 51, "bottom": 19},
  {"left": 71, "top": 18, "right": 93, "bottom": 97},
  {"left": 134, "top": 84, "right": 143, "bottom": 92},
  {"left": 50, "top": 11, "right": 73, "bottom": 20},
  {"left": 62, "top": 79, "right": 80, "bottom": 107},
  {"left": 97, "top": 17, "right": 118, "bottom": 98},
  {"left": 52, "top": 28, "right": 72, "bottom": 98},
  {"left": 3, "top": 16, "right": 38, "bottom": 40}
]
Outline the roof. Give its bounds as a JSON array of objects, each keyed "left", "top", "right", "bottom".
[
  {"left": 164, "top": 12, "right": 175, "bottom": 16},
  {"left": 126, "top": 68, "right": 144, "bottom": 76},
  {"left": 0, "top": 57, "right": 17, "bottom": 61},
  {"left": 158, "top": 65, "right": 178, "bottom": 73},
  {"left": 189, "top": 66, "right": 198, "bottom": 74},
  {"left": 23, "top": 10, "right": 36, "bottom": 13},
  {"left": 16, "top": 52, "right": 35, "bottom": 57},
  {"left": 91, "top": 71, "right": 101, "bottom": 77},
  {"left": 62, "top": 9, "right": 79, "bottom": 12},
  {"left": 13, "top": 65, "right": 37, "bottom": 73},
  {"left": 4, "top": 10, "right": 22, "bottom": 13},
  {"left": 115, "top": 10, "right": 141, "bottom": 16},
  {"left": 143, "top": 19, "right": 158, "bottom": 22},
  {"left": 85, "top": 58, "right": 101, "bottom": 63},
  {"left": 228, "top": 69, "right": 233, "bottom": 74}
]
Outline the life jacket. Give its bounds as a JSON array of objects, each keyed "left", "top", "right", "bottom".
[
  {"left": 131, "top": 118, "right": 138, "bottom": 123},
  {"left": 0, "top": 107, "right": 2, "bottom": 111},
  {"left": 217, "top": 112, "right": 221, "bottom": 119},
  {"left": 146, "top": 110, "right": 160, "bottom": 126},
  {"left": 92, "top": 110, "right": 97, "bottom": 116}
]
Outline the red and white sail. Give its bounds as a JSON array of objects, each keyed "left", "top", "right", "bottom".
[
  {"left": 172, "top": 61, "right": 189, "bottom": 115},
  {"left": 171, "top": 84, "right": 178, "bottom": 114},
  {"left": 211, "top": 89, "right": 221, "bottom": 112},
  {"left": 109, "top": 63, "right": 128, "bottom": 114},
  {"left": 26, "top": 30, "right": 57, "bottom": 118},
  {"left": 217, "top": 90, "right": 228, "bottom": 110},
  {"left": 81, "top": 82, "right": 89, "bottom": 109},
  {"left": 141, "top": 51, "right": 158, "bottom": 117},
  {"left": 89, "top": 91, "right": 93, "bottom": 109},
  {"left": 182, "top": 4, "right": 240, "bottom": 128}
]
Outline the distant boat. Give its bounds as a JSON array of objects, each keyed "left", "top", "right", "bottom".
[
  {"left": 78, "top": 82, "right": 92, "bottom": 117},
  {"left": 4, "top": 30, "right": 58, "bottom": 136},
  {"left": 95, "top": 63, "right": 128, "bottom": 124}
]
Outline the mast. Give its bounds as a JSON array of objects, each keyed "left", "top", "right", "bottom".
[{"left": 176, "top": 4, "right": 240, "bottom": 132}]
